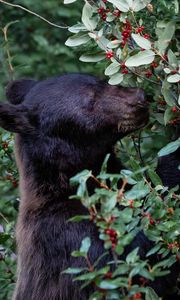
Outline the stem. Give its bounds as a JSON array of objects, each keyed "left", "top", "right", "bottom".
[
  {"left": 117, "top": 178, "right": 128, "bottom": 201},
  {"left": 2, "top": 23, "right": 15, "bottom": 80},
  {"left": 0, "top": 0, "right": 68, "bottom": 29},
  {"left": 132, "top": 134, "right": 145, "bottom": 167},
  {"left": 85, "top": 255, "right": 94, "bottom": 272},
  {"left": 91, "top": 175, "right": 111, "bottom": 191}
]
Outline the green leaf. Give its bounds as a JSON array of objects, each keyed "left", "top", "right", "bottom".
[
  {"left": 65, "top": 33, "right": 90, "bottom": 47},
  {"left": 64, "top": 0, "right": 77, "bottom": 3},
  {"left": 68, "top": 23, "right": 87, "bottom": 33},
  {"left": 161, "top": 80, "right": 175, "bottom": 106},
  {"left": 105, "top": 62, "right": 120, "bottom": 76},
  {"left": 147, "top": 169, "right": 163, "bottom": 186},
  {"left": 157, "top": 21, "right": 176, "bottom": 54},
  {"left": 167, "top": 49, "right": 178, "bottom": 67},
  {"left": 62, "top": 268, "right": 84, "bottom": 274},
  {"left": 68, "top": 215, "right": 90, "bottom": 222},
  {"left": 146, "top": 244, "right": 162, "bottom": 257},
  {"left": 0, "top": 233, "right": 10, "bottom": 244},
  {"left": 132, "top": 0, "right": 152, "bottom": 12},
  {"left": 70, "top": 170, "right": 92, "bottom": 185},
  {"left": 82, "top": 2, "right": 97, "bottom": 31},
  {"left": 126, "top": 247, "right": 139, "bottom": 264},
  {"left": 132, "top": 33, "right": 151, "bottom": 50},
  {"left": 108, "top": 73, "right": 124, "bottom": 85},
  {"left": 158, "top": 139, "right": 180, "bottom": 157},
  {"left": 79, "top": 54, "right": 105, "bottom": 62},
  {"left": 167, "top": 74, "right": 180, "bottom": 83},
  {"left": 108, "top": 0, "right": 152, "bottom": 12},
  {"left": 97, "top": 278, "right": 128, "bottom": 289},
  {"left": 108, "top": 0, "right": 130, "bottom": 12},
  {"left": 125, "top": 50, "right": 155, "bottom": 67},
  {"left": 125, "top": 181, "right": 150, "bottom": 199},
  {"left": 145, "top": 287, "right": 159, "bottom": 300},
  {"left": 80, "top": 237, "right": 91, "bottom": 254},
  {"left": 164, "top": 107, "right": 174, "bottom": 125}
]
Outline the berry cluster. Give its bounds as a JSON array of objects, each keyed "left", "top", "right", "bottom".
[
  {"left": 121, "top": 19, "right": 132, "bottom": 48},
  {"left": 97, "top": 6, "right": 108, "bottom": 21},
  {"left": 120, "top": 62, "right": 128, "bottom": 74},
  {"left": 135, "top": 25, "right": 145, "bottom": 33},
  {"left": 105, "top": 228, "right": 118, "bottom": 249}
]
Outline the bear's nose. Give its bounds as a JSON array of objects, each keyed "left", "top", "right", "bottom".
[{"left": 135, "top": 89, "right": 148, "bottom": 108}]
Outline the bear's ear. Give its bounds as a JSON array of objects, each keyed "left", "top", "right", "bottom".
[
  {"left": 0, "top": 103, "right": 36, "bottom": 133},
  {"left": 6, "top": 79, "right": 37, "bottom": 105}
]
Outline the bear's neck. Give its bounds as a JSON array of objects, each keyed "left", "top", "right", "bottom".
[{"left": 15, "top": 134, "right": 121, "bottom": 216}]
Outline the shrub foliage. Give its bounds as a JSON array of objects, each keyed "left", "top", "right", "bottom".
[{"left": 0, "top": 0, "right": 180, "bottom": 299}]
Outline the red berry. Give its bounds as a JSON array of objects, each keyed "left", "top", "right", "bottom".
[
  {"left": 113, "top": 9, "right": 121, "bottom": 17},
  {"left": 110, "top": 236, "right": 116, "bottom": 242},
  {"left": 105, "top": 229, "right": 111, "bottom": 235},
  {"left": 159, "top": 100, "right": 166, "bottom": 105},
  {"left": 110, "top": 216, "right": 116, "bottom": 222},
  {"left": 171, "top": 70, "right": 177, "bottom": 74},
  {"left": 106, "top": 51, "right": 114, "bottom": 59},
  {"left": 105, "top": 272, "right": 112, "bottom": 279},
  {"left": 103, "top": 0, "right": 107, "bottom": 2},
  {"left": 146, "top": 70, "right": 153, "bottom": 78},
  {"left": 12, "top": 180, "right": 18, "bottom": 188},
  {"left": 171, "top": 106, "right": 177, "bottom": 113},
  {"left": 121, "top": 41, "right": 126, "bottom": 48},
  {"left": 121, "top": 69, "right": 128, "bottom": 74},
  {"left": 106, "top": 8, "right": 110, "bottom": 13},
  {"left": 162, "top": 54, "right": 168, "bottom": 61},
  {"left": 129, "top": 199, "right": 134, "bottom": 208},
  {"left": 122, "top": 31, "right": 129, "bottom": 38},
  {"left": 98, "top": 7, "right": 104, "bottom": 14},
  {"left": 110, "top": 229, "right": 117, "bottom": 237},
  {"left": 2, "top": 142, "right": 8, "bottom": 149},
  {"left": 101, "top": 13, "right": 107, "bottom": 21},
  {"left": 133, "top": 293, "right": 142, "bottom": 299},
  {"left": 151, "top": 62, "right": 158, "bottom": 68},
  {"left": 150, "top": 218, "right": 155, "bottom": 225},
  {"left": 143, "top": 33, "right": 150, "bottom": 39},
  {"left": 136, "top": 26, "right": 145, "bottom": 33},
  {"left": 121, "top": 62, "right": 126, "bottom": 68},
  {"left": 111, "top": 243, "right": 116, "bottom": 250}
]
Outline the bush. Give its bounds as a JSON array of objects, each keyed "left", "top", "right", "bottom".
[{"left": 0, "top": 0, "right": 179, "bottom": 299}]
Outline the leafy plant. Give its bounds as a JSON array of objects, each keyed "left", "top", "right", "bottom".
[{"left": 0, "top": 0, "right": 179, "bottom": 299}]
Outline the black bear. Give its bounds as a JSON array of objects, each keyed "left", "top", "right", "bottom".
[{"left": 0, "top": 74, "right": 178, "bottom": 299}]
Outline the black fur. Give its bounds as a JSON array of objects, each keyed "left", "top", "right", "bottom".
[{"left": 0, "top": 74, "right": 178, "bottom": 299}]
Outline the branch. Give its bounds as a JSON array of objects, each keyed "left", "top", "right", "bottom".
[{"left": 0, "top": 0, "right": 68, "bottom": 29}]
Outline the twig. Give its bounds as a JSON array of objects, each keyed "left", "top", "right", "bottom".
[
  {"left": 117, "top": 178, "right": 128, "bottom": 201},
  {"left": 91, "top": 175, "right": 111, "bottom": 191},
  {"left": 0, "top": 211, "right": 9, "bottom": 224},
  {"left": 2, "top": 21, "right": 17, "bottom": 79},
  {"left": 0, "top": 0, "right": 68, "bottom": 29},
  {"left": 132, "top": 134, "right": 145, "bottom": 167}
]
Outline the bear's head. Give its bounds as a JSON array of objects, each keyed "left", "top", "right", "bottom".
[
  {"left": 1, "top": 74, "right": 148, "bottom": 135},
  {"left": 0, "top": 74, "right": 149, "bottom": 193}
]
